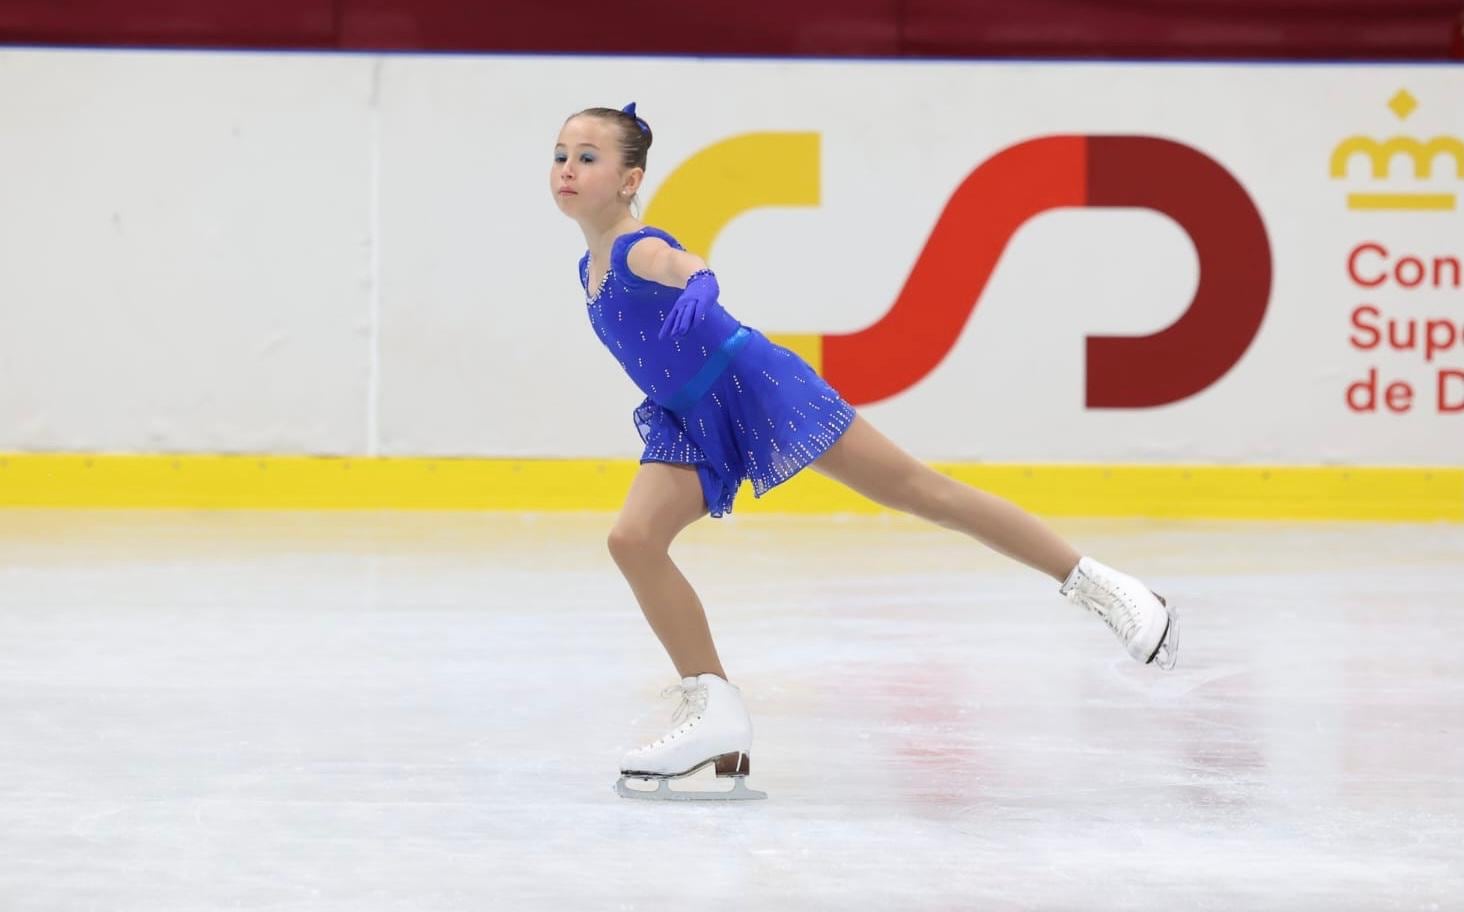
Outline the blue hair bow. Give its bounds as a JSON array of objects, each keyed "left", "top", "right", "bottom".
[{"left": 621, "top": 102, "right": 650, "bottom": 135}]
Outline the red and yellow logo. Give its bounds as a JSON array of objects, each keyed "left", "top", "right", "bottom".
[{"left": 648, "top": 133, "right": 1272, "bottom": 409}]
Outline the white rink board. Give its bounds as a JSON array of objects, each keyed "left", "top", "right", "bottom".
[
  {"left": 1, "top": 49, "right": 1461, "bottom": 463},
  {"left": 0, "top": 51, "right": 375, "bottom": 454}
]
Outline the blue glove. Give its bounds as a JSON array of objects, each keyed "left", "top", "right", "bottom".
[{"left": 658, "top": 269, "right": 719, "bottom": 340}]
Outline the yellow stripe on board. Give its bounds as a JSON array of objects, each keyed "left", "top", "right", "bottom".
[
  {"left": 1346, "top": 192, "right": 1455, "bottom": 211},
  {"left": 0, "top": 454, "right": 640, "bottom": 511},
  {"left": 0, "top": 454, "right": 1460, "bottom": 521}
]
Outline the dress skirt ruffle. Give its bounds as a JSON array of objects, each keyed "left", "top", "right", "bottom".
[{"left": 633, "top": 327, "right": 857, "bottom": 518}]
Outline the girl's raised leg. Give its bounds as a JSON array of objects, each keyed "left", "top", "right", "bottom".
[
  {"left": 810, "top": 415, "right": 1080, "bottom": 581},
  {"left": 810, "top": 415, "right": 1177, "bottom": 668}
]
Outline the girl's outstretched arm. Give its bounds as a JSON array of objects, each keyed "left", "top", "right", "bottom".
[{"left": 626, "top": 237, "right": 708, "bottom": 288}]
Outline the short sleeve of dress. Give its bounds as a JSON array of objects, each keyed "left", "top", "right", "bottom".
[{"left": 613, "top": 226, "right": 685, "bottom": 290}]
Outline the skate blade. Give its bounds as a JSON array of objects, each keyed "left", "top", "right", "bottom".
[
  {"left": 615, "top": 775, "right": 767, "bottom": 801},
  {"left": 1149, "top": 597, "right": 1179, "bottom": 670}
]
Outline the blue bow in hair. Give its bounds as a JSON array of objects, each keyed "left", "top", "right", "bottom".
[{"left": 621, "top": 102, "right": 650, "bottom": 135}]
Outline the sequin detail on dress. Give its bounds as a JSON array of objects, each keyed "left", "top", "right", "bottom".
[{"left": 581, "top": 226, "right": 856, "bottom": 518}]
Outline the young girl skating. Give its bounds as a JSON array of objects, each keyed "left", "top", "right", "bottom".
[{"left": 551, "top": 103, "right": 1178, "bottom": 801}]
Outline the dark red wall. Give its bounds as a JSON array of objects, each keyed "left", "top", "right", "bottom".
[{"left": 1, "top": 0, "right": 1460, "bottom": 59}]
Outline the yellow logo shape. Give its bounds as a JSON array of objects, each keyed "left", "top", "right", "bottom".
[
  {"left": 1331, "top": 90, "right": 1461, "bottom": 211},
  {"left": 644, "top": 132, "right": 823, "bottom": 370},
  {"left": 1387, "top": 88, "right": 1417, "bottom": 120}
]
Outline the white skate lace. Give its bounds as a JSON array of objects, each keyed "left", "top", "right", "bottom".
[
  {"left": 663, "top": 681, "right": 709, "bottom": 727},
  {"left": 1076, "top": 575, "right": 1141, "bottom": 646}
]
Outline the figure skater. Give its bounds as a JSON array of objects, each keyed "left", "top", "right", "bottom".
[{"left": 551, "top": 103, "right": 1178, "bottom": 801}]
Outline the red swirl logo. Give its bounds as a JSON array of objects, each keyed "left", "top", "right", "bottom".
[{"left": 650, "top": 134, "right": 1272, "bottom": 408}]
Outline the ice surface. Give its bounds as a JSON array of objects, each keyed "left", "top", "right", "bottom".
[{"left": 1, "top": 509, "right": 1460, "bottom": 911}]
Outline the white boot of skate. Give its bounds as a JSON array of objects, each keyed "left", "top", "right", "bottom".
[
  {"left": 1060, "top": 556, "right": 1179, "bottom": 669},
  {"left": 615, "top": 673, "right": 766, "bottom": 801}
]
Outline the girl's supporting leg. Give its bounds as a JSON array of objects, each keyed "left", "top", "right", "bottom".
[
  {"left": 606, "top": 461, "right": 725, "bottom": 680},
  {"left": 811, "top": 415, "right": 1081, "bottom": 582}
]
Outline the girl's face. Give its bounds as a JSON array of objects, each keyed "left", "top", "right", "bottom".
[{"left": 551, "top": 116, "right": 637, "bottom": 219}]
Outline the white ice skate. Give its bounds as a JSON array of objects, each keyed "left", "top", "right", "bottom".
[
  {"left": 1060, "top": 556, "right": 1179, "bottom": 669},
  {"left": 615, "top": 673, "right": 767, "bottom": 801}
]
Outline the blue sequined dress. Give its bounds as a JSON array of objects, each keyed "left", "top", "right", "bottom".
[{"left": 580, "top": 226, "right": 857, "bottom": 518}]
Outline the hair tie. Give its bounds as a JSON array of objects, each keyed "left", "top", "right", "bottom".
[{"left": 620, "top": 101, "right": 650, "bottom": 136}]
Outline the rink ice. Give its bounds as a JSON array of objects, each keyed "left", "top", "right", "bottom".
[{"left": 0, "top": 509, "right": 1461, "bottom": 911}]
